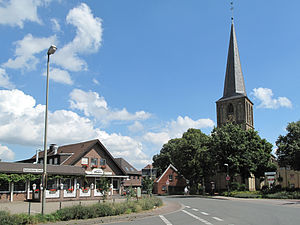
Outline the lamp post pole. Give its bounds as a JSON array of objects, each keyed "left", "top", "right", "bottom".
[
  {"left": 41, "top": 45, "right": 57, "bottom": 215},
  {"left": 224, "top": 163, "right": 230, "bottom": 194}
]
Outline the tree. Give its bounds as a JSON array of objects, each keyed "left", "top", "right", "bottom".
[
  {"left": 153, "top": 128, "right": 213, "bottom": 193},
  {"left": 276, "top": 120, "right": 300, "bottom": 171},
  {"left": 142, "top": 176, "right": 154, "bottom": 195},
  {"left": 210, "top": 123, "right": 275, "bottom": 182}
]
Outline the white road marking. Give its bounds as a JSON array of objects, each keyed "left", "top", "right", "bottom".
[
  {"left": 159, "top": 215, "right": 172, "bottom": 225},
  {"left": 212, "top": 216, "right": 224, "bottom": 221},
  {"left": 192, "top": 208, "right": 199, "bottom": 211},
  {"left": 201, "top": 211, "right": 210, "bottom": 215},
  {"left": 185, "top": 205, "right": 191, "bottom": 208},
  {"left": 182, "top": 209, "right": 213, "bottom": 225}
]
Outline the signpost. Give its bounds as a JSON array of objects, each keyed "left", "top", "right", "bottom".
[
  {"left": 265, "top": 172, "right": 276, "bottom": 187},
  {"left": 166, "top": 179, "right": 169, "bottom": 194}
]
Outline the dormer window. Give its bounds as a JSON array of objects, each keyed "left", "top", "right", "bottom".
[
  {"left": 81, "top": 157, "right": 88, "bottom": 166},
  {"left": 91, "top": 158, "right": 98, "bottom": 168},
  {"left": 100, "top": 159, "right": 106, "bottom": 166}
]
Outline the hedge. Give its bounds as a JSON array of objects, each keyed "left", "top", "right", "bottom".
[{"left": 0, "top": 196, "right": 163, "bottom": 225}]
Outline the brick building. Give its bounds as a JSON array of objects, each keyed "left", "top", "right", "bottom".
[{"left": 153, "top": 164, "right": 187, "bottom": 195}]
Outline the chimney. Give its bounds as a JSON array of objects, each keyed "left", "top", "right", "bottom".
[
  {"left": 50, "top": 144, "right": 58, "bottom": 154},
  {"left": 34, "top": 149, "right": 41, "bottom": 164}
]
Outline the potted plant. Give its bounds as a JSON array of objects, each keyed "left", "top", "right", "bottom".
[
  {"left": 67, "top": 188, "right": 74, "bottom": 193},
  {"left": 49, "top": 188, "right": 57, "bottom": 194},
  {"left": 100, "top": 165, "right": 106, "bottom": 169},
  {"left": 82, "top": 187, "right": 89, "bottom": 193},
  {"left": 82, "top": 164, "right": 88, "bottom": 168}
]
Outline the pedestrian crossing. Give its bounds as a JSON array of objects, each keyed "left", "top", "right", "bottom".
[{"left": 159, "top": 205, "right": 234, "bottom": 225}]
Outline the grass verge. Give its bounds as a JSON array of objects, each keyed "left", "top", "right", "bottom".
[{"left": 0, "top": 196, "right": 162, "bottom": 225}]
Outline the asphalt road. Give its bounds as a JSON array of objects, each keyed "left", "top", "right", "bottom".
[{"left": 106, "top": 196, "right": 300, "bottom": 225}]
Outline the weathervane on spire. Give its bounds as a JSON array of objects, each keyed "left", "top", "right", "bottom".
[{"left": 230, "top": 1, "right": 234, "bottom": 22}]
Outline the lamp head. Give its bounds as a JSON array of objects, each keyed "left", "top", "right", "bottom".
[
  {"left": 47, "top": 45, "right": 57, "bottom": 55},
  {"left": 224, "top": 163, "right": 228, "bottom": 167}
]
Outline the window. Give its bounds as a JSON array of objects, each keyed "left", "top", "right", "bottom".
[
  {"left": 54, "top": 158, "right": 58, "bottom": 165},
  {"left": 162, "top": 186, "right": 167, "bottom": 191},
  {"left": 14, "top": 181, "right": 26, "bottom": 192},
  {"left": 100, "top": 158, "right": 106, "bottom": 166},
  {"left": 91, "top": 158, "right": 98, "bottom": 167},
  {"left": 47, "top": 178, "right": 59, "bottom": 190},
  {"left": 113, "top": 180, "right": 118, "bottom": 190},
  {"left": 81, "top": 157, "right": 88, "bottom": 165},
  {"left": 168, "top": 174, "right": 173, "bottom": 181},
  {"left": 0, "top": 181, "right": 9, "bottom": 192},
  {"left": 61, "top": 178, "right": 74, "bottom": 190},
  {"left": 49, "top": 158, "right": 53, "bottom": 164}
]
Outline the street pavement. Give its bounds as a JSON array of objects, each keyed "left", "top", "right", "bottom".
[{"left": 105, "top": 196, "right": 300, "bottom": 225}]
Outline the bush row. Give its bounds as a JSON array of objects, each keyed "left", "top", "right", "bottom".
[
  {"left": 225, "top": 190, "right": 300, "bottom": 199},
  {"left": 0, "top": 197, "right": 163, "bottom": 225}
]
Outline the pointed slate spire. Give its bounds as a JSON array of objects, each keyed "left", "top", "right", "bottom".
[{"left": 222, "top": 21, "right": 247, "bottom": 98}]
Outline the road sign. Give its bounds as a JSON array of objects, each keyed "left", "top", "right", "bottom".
[
  {"left": 226, "top": 175, "right": 230, "bottom": 181},
  {"left": 166, "top": 180, "right": 169, "bottom": 185},
  {"left": 265, "top": 172, "right": 276, "bottom": 176}
]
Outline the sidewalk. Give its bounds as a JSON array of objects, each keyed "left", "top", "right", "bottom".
[{"left": 0, "top": 198, "right": 124, "bottom": 215}]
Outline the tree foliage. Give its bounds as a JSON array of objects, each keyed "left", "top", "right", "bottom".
[
  {"left": 153, "top": 124, "right": 275, "bottom": 190},
  {"left": 276, "top": 120, "right": 300, "bottom": 171},
  {"left": 210, "top": 123, "right": 275, "bottom": 181},
  {"left": 153, "top": 128, "right": 213, "bottom": 191}
]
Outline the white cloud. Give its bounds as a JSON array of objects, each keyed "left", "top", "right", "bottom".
[
  {"left": 168, "top": 116, "right": 215, "bottom": 137},
  {"left": 252, "top": 87, "right": 292, "bottom": 109},
  {"left": 0, "top": 68, "right": 15, "bottom": 89},
  {"left": 98, "top": 131, "right": 149, "bottom": 168},
  {"left": 52, "top": 3, "right": 103, "bottom": 71},
  {"left": 43, "top": 67, "right": 73, "bottom": 85},
  {"left": 143, "top": 132, "right": 170, "bottom": 146},
  {"left": 69, "top": 89, "right": 151, "bottom": 124},
  {"left": 128, "top": 121, "right": 144, "bottom": 132},
  {"left": 143, "top": 116, "right": 214, "bottom": 147},
  {"left": 0, "top": 0, "right": 42, "bottom": 28},
  {"left": 92, "top": 78, "right": 99, "bottom": 85},
  {"left": 0, "top": 89, "right": 150, "bottom": 167},
  {"left": 0, "top": 144, "right": 15, "bottom": 161},
  {"left": 3, "top": 34, "right": 57, "bottom": 70},
  {"left": 51, "top": 18, "right": 60, "bottom": 32}
]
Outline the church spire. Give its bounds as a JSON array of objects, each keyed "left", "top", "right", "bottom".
[{"left": 222, "top": 21, "right": 247, "bottom": 99}]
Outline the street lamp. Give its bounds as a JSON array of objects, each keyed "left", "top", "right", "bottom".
[
  {"left": 224, "top": 163, "right": 230, "bottom": 194},
  {"left": 41, "top": 45, "right": 57, "bottom": 215}
]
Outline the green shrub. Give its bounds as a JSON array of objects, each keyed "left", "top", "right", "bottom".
[
  {"left": 112, "top": 203, "right": 127, "bottom": 215},
  {"left": 238, "top": 184, "right": 247, "bottom": 191},
  {"left": 230, "top": 182, "right": 239, "bottom": 191},
  {"left": 93, "top": 203, "right": 114, "bottom": 217},
  {"left": 0, "top": 197, "right": 163, "bottom": 224},
  {"left": 0, "top": 211, "right": 17, "bottom": 225}
]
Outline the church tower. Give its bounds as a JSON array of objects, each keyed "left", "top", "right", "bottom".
[{"left": 216, "top": 20, "right": 254, "bottom": 130}]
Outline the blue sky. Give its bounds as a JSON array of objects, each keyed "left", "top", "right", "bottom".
[{"left": 0, "top": 0, "right": 298, "bottom": 169}]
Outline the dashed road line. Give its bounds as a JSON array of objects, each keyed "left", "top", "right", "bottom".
[
  {"left": 201, "top": 211, "right": 210, "bottom": 215},
  {"left": 182, "top": 209, "right": 213, "bottom": 225},
  {"left": 192, "top": 208, "right": 199, "bottom": 211},
  {"left": 212, "top": 216, "right": 224, "bottom": 222},
  {"left": 159, "top": 215, "right": 172, "bottom": 225},
  {"left": 185, "top": 205, "right": 191, "bottom": 208}
]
